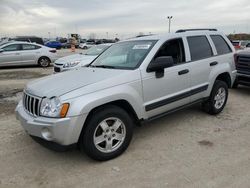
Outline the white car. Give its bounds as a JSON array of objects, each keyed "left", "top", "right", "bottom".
[
  {"left": 0, "top": 41, "right": 57, "bottom": 67},
  {"left": 16, "top": 29, "right": 236, "bottom": 161},
  {"left": 79, "top": 41, "right": 95, "bottom": 49},
  {"left": 53, "top": 44, "right": 111, "bottom": 73}
]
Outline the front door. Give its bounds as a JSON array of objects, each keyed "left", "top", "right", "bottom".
[
  {"left": 0, "top": 44, "right": 22, "bottom": 66},
  {"left": 141, "top": 38, "right": 191, "bottom": 118}
]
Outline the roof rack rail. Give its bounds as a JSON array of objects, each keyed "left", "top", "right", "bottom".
[{"left": 176, "top": 29, "right": 217, "bottom": 33}]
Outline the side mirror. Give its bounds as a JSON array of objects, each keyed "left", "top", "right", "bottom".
[
  {"left": 147, "top": 56, "right": 174, "bottom": 78},
  {"left": 0, "top": 49, "right": 4, "bottom": 53}
]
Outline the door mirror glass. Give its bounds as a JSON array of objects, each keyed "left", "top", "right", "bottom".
[{"left": 147, "top": 56, "right": 174, "bottom": 72}]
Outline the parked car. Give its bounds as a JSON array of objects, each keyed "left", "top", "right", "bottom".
[
  {"left": 246, "top": 43, "right": 250, "bottom": 49},
  {"left": 79, "top": 39, "right": 96, "bottom": 49},
  {"left": 45, "top": 41, "right": 62, "bottom": 49},
  {"left": 233, "top": 50, "right": 250, "bottom": 88},
  {"left": 231, "top": 40, "right": 249, "bottom": 50},
  {"left": 61, "top": 42, "right": 71, "bottom": 49},
  {"left": 54, "top": 44, "right": 112, "bottom": 73},
  {"left": 13, "top": 36, "right": 44, "bottom": 45},
  {"left": 16, "top": 29, "right": 236, "bottom": 161},
  {"left": 0, "top": 41, "right": 57, "bottom": 67}
]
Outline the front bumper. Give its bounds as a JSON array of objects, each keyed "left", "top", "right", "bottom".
[
  {"left": 15, "top": 102, "right": 87, "bottom": 146},
  {"left": 236, "top": 72, "right": 250, "bottom": 86},
  {"left": 53, "top": 64, "right": 76, "bottom": 73}
]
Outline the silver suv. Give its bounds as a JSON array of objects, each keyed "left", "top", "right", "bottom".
[{"left": 16, "top": 29, "right": 236, "bottom": 161}]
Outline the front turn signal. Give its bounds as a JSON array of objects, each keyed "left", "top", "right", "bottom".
[{"left": 60, "top": 103, "right": 70, "bottom": 118}]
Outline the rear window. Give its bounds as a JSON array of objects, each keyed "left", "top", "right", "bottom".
[
  {"left": 187, "top": 36, "right": 213, "bottom": 61},
  {"left": 210, "top": 35, "right": 232, "bottom": 55}
]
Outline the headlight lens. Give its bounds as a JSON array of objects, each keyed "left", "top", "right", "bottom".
[
  {"left": 40, "top": 97, "right": 69, "bottom": 118},
  {"left": 63, "top": 61, "right": 80, "bottom": 68}
]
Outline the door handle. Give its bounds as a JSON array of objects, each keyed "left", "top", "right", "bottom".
[
  {"left": 210, "top": 61, "right": 218, "bottom": 66},
  {"left": 178, "top": 69, "right": 189, "bottom": 75}
]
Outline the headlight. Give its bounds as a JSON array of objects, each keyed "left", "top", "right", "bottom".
[
  {"left": 40, "top": 97, "right": 69, "bottom": 118},
  {"left": 63, "top": 61, "right": 80, "bottom": 68}
]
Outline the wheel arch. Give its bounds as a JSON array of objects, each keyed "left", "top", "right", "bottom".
[
  {"left": 215, "top": 72, "right": 232, "bottom": 88},
  {"left": 77, "top": 99, "right": 140, "bottom": 145}
]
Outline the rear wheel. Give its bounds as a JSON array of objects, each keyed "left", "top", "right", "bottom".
[
  {"left": 202, "top": 80, "right": 228, "bottom": 115},
  {"left": 79, "top": 105, "right": 134, "bottom": 161},
  {"left": 38, "top": 57, "right": 51, "bottom": 67}
]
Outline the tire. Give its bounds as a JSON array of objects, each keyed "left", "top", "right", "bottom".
[
  {"left": 83, "top": 46, "right": 88, "bottom": 50},
  {"left": 79, "top": 105, "right": 134, "bottom": 161},
  {"left": 38, "top": 57, "right": 51, "bottom": 67},
  {"left": 202, "top": 80, "right": 228, "bottom": 115}
]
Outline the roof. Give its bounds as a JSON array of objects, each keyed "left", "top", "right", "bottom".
[
  {"left": 0, "top": 41, "right": 42, "bottom": 47},
  {"left": 125, "top": 29, "right": 224, "bottom": 42}
]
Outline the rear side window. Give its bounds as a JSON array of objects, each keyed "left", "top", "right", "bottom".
[
  {"left": 210, "top": 35, "right": 232, "bottom": 55},
  {"left": 22, "top": 44, "right": 40, "bottom": 50},
  {"left": 187, "top": 36, "right": 213, "bottom": 61}
]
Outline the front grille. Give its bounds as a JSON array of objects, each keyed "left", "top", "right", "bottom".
[
  {"left": 23, "top": 92, "right": 41, "bottom": 116},
  {"left": 54, "top": 67, "right": 61, "bottom": 72},
  {"left": 236, "top": 55, "right": 250, "bottom": 75}
]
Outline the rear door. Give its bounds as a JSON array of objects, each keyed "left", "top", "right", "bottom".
[
  {"left": 210, "top": 34, "right": 234, "bottom": 79},
  {"left": 0, "top": 44, "right": 22, "bottom": 66},
  {"left": 21, "top": 44, "right": 41, "bottom": 65},
  {"left": 185, "top": 35, "right": 216, "bottom": 102}
]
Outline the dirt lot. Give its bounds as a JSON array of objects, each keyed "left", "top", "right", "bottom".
[{"left": 0, "top": 64, "right": 250, "bottom": 187}]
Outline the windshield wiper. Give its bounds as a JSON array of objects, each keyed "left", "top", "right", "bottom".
[{"left": 91, "top": 65, "right": 116, "bottom": 69}]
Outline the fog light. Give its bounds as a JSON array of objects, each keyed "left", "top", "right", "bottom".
[{"left": 41, "top": 128, "right": 53, "bottom": 141}]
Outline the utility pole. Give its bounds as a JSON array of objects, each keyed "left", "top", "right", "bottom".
[{"left": 167, "top": 16, "right": 173, "bottom": 33}]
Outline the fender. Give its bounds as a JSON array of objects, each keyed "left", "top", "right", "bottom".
[
  {"left": 205, "top": 62, "right": 232, "bottom": 97},
  {"left": 62, "top": 83, "right": 147, "bottom": 120}
]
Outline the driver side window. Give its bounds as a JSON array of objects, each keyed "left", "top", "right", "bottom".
[
  {"left": 154, "top": 38, "right": 186, "bottom": 65},
  {"left": 3, "top": 44, "right": 21, "bottom": 52}
]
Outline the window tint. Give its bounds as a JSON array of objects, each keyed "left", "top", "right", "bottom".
[
  {"left": 3, "top": 44, "right": 21, "bottom": 51},
  {"left": 154, "top": 38, "right": 185, "bottom": 64},
  {"left": 247, "top": 43, "right": 250, "bottom": 48},
  {"left": 22, "top": 44, "right": 40, "bottom": 50},
  {"left": 187, "top": 36, "right": 213, "bottom": 61},
  {"left": 211, "top": 35, "right": 232, "bottom": 55}
]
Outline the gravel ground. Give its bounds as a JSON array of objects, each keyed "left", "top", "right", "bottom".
[{"left": 0, "top": 63, "right": 250, "bottom": 187}]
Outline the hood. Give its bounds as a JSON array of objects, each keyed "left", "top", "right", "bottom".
[
  {"left": 56, "top": 54, "right": 96, "bottom": 64},
  {"left": 25, "top": 68, "right": 133, "bottom": 98},
  {"left": 237, "top": 50, "right": 250, "bottom": 57}
]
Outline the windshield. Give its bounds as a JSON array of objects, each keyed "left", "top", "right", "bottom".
[
  {"left": 90, "top": 40, "right": 156, "bottom": 69},
  {"left": 85, "top": 45, "right": 110, "bottom": 56}
]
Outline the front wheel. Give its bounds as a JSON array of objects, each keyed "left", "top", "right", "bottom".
[
  {"left": 79, "top": 105, "right": 134, "bottom": 161},
  {"left": 202, "top": 80, "right": 228, "bottom": 115}
]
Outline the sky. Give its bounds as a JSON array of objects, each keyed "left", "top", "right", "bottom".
[{"left": 0, "top": 0, "right": 250, "bottom": 39}]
